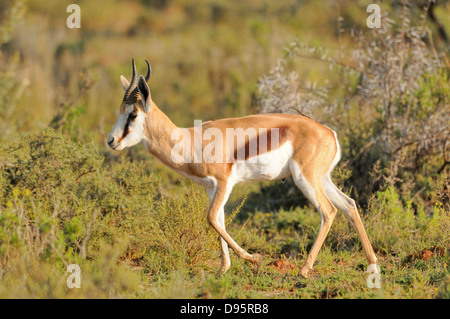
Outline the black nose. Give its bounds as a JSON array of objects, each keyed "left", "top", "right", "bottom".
[{"left": 107, "top": 137, "right": 115, "bottom": 146}]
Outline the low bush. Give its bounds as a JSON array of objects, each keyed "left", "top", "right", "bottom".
[{"left": 0, "top": 128, "right": 217, "bottom": 297}]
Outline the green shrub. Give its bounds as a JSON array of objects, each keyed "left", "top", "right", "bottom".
[
  {"left": 366, "top": 185, "right": 449, "bottom": 259},
  {"left": 143, "top": 184, "right": 218, "bottom": 273},
  {"left": 0, "top": 128, "right": 217, "bottom": 297}
]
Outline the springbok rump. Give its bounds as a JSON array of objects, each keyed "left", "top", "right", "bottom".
[{"left": 107, "top": 59, "right": 378, "bottom": 278}]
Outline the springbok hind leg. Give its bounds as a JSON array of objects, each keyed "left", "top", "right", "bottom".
[
  {"left": 300, "top": 188, "right": 337, "bottom": 278},
  {"left": 322, "top": 176, "right": 378, "bottom": 272},
  {"left": 290, "top": 161, "right": 338, "bottom": 278}
]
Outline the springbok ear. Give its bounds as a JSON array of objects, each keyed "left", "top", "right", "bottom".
[
  {"left": 120, "top": 75, "right": 130, "bottom": 92},
  {"left": 137, "top": 75, "right": 152, "bottom": 112}
]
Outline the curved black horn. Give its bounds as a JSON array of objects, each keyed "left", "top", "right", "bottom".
[
  {"left": 123, "top": 58, "right": 138, "bottom": 102},
  {"left": 145, "top": 60, "right": 151, "bottom": 82}
]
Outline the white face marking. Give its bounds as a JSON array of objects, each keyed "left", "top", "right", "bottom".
[{"left": 108, "top": 104, "right": 146, "bottom": 151}]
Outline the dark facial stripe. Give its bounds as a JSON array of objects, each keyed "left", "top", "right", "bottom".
[
  {"left": 117, "top": 122, "right": 130, "bottom": 145},
  {"left": 117, "top": 106, "right": 138, "bottom": 144}
]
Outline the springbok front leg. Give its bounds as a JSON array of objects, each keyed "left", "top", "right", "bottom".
[
  {"left": 205, "top": 186, "right": 231, "bottom": 273},
  {"left": 206, "top": 181, "right": 259, "bottom": 273}
]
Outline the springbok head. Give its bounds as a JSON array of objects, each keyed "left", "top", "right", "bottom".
[{"left": 107, "top": 59, "right": 153, "bottom": 150}]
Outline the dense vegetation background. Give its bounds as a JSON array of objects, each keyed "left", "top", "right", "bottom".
[{"left": 0, "top": 0, "right": 448, "bottom": 298}]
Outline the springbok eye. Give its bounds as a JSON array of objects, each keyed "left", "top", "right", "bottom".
[{"left": 128, "top": 112, "right": 137, "bottom": 121}]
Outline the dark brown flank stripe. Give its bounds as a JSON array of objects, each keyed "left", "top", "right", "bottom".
[{"left": 233, "top": 126, "right": 288, "bottom": 160}]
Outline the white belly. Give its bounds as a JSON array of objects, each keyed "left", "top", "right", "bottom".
[{"left": 231, "top": 141, "right": 293, "bottom": 183}]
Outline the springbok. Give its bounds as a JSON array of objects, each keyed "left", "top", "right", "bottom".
[{"left": 108, "top": 59, "right": 379, "bottom": 278}]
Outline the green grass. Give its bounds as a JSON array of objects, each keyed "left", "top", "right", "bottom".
[
  {"left": 0, "top": 129, "right": 447, "bottom": 298},
  {"left": 0, "top": 0, "right": 449, "bottom": 299}
]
